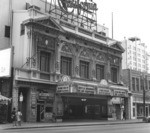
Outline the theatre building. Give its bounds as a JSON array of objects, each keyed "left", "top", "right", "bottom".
[{"left": 10, "top": 0, "right": 130, "bottom": 122}]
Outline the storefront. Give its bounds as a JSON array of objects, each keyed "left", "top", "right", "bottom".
[
  {"left": 132, "top": 94, "right": 150, "bottom": 118},
  {"left": 13, "top": 81, "right": 56, "bottom": 122},
  {"left": 0, "top": 94, "right": 11, "bottom": 123},
  {"left": 36, "top": 89, "right": 55, "bottom": 122}
]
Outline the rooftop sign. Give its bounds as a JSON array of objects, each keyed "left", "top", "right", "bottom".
[{"left": 58, "top": 0, "right": 97, "bottom": 15}]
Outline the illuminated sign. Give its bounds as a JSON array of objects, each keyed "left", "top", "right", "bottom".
[
  {"left": 98, "top": 88, "right": 112, "bottom": 96},
  {"left": 114, "top": 90, "right": 127, "bottom": 97},
  {"left": 38, "top": 92, "right": 54, "bottom": 99},
  {"left": 0, "top": 48, "right": 12, "bottom": 77},
  {"left": 57, "top": 85, "right": 70, "bottom": 93},
  {"left": 78, "top": 86, "right": 95, "bottom": 94},
  {"left": 58, "top": 0, "right": 97, "bottom": 15}
]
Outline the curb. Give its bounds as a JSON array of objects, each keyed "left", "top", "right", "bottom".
[{"left": 4, "top": 121, "right": 144, "bottom": 130}]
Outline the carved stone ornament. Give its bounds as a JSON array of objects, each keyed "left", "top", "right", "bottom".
[
  {"left": 32, "top": 57, "right": 36, "bottom": 67},
  {"left": 96, "top": 53, "right": 105, "bottom": 61},
  {"left": 75, "top": 65, "right": 79, "bottom": 75},
  {"left": 74, "top": 43, "right": 81, "bottom": 53},
  {"left": 55, "top": 61, "right": 60, "bottom": 71},
  {"left": 27, "top": 30, "right": 31, "bottom": 38},
  {"left": 80, "top": 48, "right": 90, "bottom": 58},
  {"left": 61, "top": 44, "right": 72, "bottom": 53},
  {"left": 92, "top": 49, "right": 97, "bottom": 58}
]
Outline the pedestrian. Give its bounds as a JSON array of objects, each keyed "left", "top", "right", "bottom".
[
  {"left": 16, "top": 109, "right": 22, "bottom": 126},
  {"left": 11, "top": 108, "right": 17, "bottom": 126},
  {"left": 123, "top": 111, "right": 126, "bottom": 120}
]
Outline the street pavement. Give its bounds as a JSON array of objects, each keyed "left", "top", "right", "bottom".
[{"left": 0, "top": 119, "right": 143, "bottom": 130}]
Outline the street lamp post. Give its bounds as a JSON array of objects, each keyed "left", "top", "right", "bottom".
[{"left": 19, "top": 92, "right": 23, "bottom": 112}]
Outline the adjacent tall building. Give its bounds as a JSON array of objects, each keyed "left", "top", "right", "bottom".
[
  {"left": 122, "top": 37, "right": 149, "bottom": 72},
  {"left": 122, "top": 37, "right": 150, "bottom": 119}
]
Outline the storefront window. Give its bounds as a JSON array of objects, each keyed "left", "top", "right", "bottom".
[
  {"left": 132, "top": 77, "right": 136, "bottom": 91},
  {"left": 133, "top": 108, "right": 135, "bottom": 117},
  {"left": 95, "top": 105, "right": 100, "bottom": 115},
  {"left": 136, "top": 78, "right": 139, "bottom": 91}
]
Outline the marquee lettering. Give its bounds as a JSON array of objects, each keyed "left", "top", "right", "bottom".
[{"left": 58, "top": 0, "right": 97, "bottom": 15}]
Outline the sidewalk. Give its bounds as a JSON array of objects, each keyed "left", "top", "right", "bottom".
[{"left": 0, "top": 119, "right": 143, "bottom": 130}]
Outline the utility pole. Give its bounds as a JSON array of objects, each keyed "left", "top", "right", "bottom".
[
  {"left": 142, "top": 74, "right": 146, "bottom": 118},
  {"left": 111, "top": 12, "right": 114, "bottom": 39},
  {"left": 143, "top": 86, "right": 145, "bottom": 117}
]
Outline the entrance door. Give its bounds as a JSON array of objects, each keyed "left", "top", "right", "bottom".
[
  {"left": 146, "top": 106, "right": 149, "bottom": 117},
  {"left": 37, "top": 104, "right": 44, "bottom": 122}
]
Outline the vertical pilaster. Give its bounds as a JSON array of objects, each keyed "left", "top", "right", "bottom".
[
  {"left": 55, "top": 38, "right": 62, "bottom": 75},
  {"left": 12, "top": 87, "right": 18, "bottom": 110}
]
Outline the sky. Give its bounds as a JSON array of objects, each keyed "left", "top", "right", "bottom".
[{"left": 94, "top": 0, "right": 150, "bottom": 50}]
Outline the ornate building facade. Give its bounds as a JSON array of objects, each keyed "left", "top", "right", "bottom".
[{"left": 0, "top": 0, "right": 130, "bottom": 122}]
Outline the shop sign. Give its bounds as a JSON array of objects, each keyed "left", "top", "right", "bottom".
[
  {"left": 31, "top": 93, "right": 36, "bottom": 108},
  {"left": 58, "top": 0, "right": 97, "bottom": 15},
  {"left": 98, "top": 88, "right": 112, "bottom": 96},
  {"left": 38, "top": 92, "right": 54, "bottom": 100},
  {"left": 57, "top": 85, "right": 70, "bottom": 93},
  {"left": 111, "top": 97, "right": 121, "bottom": 104},
  {"left": 85, "top": 87, "right": 95, "bottom": 94},
  {"left": 113, "top": 90, "right": 127, "bottom": 97},
  {"left": 78, "top": 86, "right": 95, "bottom": 94},
  {"left": 0, "top": 48, "right": 12, "bottom": 77}
]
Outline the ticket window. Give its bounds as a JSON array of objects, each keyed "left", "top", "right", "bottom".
[{"left": 37, "top": 104, "right": 44, "bottom": 122}]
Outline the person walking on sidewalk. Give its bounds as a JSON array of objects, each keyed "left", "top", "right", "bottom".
[
  {"left": 11, "top": 108, "right": 17, "bottom": 126},
  {"left": 16, "top": 109, "right": 22, "bottom": 126},
  {"left": 123, "top": 111, "right": 126, "bottom": 120}
]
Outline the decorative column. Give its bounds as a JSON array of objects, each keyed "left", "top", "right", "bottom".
[
  {"left": 107, "top": 58, "right": 111, "bottom": 81},
  {"left": 55, "top": 38, "right": 62, "bottom": 75},
  {"left": 91, "top": 49, "right": 97, "bottom": 80},
  {"left": 118, "top": 58, "right": 122, "bottom": 83},
  {"left": 12, "top": 87, "right": 19, "bottom": 110},
  {"left": 29, "top": 88, "right": 37, "bottom": 122},
  {"left": 74, "top": 44, "right": 81, "bottom": 78}
]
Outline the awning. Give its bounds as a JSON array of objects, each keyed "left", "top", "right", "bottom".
[{"left": 0, "top": 94, "right": 11, "bottom": 101}]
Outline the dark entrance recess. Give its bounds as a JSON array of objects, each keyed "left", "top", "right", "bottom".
[
  {"left": 62, "top": 96, "right": 107, "bottom": 120},
  {"left": 18, "top": 88, "right": 29, "bottom": 122},
  {"left": 37, "top": 101, "right": 45, "bottom": 122}
]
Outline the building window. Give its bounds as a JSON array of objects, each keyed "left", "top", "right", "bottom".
[
  {"left": 111, "top": 67, "right": 117, "bottom": 83},
  {"left": 61, "top": 56, "right": 72, "bottom": 76},
  {"left": 40, "top": 51, "right": 50, "bottom": 72},
  {"left": 80, "top": 60, "right": 89, "bottom": 79},
  {"left": 96, "top": 64, "right": 104, "bottom": 81},
  {"left": 5, "top": 26, "right": 10, "bottom": 38},
  {"left": 132, "top": 77, "right": 135, "bottom": 91},
  {"left": 20, "top": 24, "right": 25, "bottom": 35},
  {"left": 140, "top": 78, "right": 143, "bottom": 91},
  {"left": 136, "top": 78, "right": 139, "bottom": 91}
]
